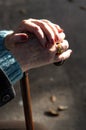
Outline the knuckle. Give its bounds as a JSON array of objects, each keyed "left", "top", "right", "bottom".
[
  {"left": 42, "top": 19, "right": 50, "bottom": 23},
  {"left": 39, "top": 20, "right": 48, "bottom": 28},
  {"left": 21, "top": 18, "right": 33, "bottom": 24},
  {"left": 28, "top": 18, "right": 33, "bottom": 21},
  {"left": 34, "top": 26, "right": 40, "bottom": 32},
  {"left": 21, "top": 19, "right": 27, "bottom": 24}
]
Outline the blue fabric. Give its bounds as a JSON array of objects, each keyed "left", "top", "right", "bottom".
[
  {"left": 0, "top": 30, "right": 23, "bottom": 84},
  {"left": 0, "top": 30, "right": 13, "bottom": 50}
]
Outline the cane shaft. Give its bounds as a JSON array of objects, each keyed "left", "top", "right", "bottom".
[{"left": 20, "top": 71, "right": 34, "bottom": 130}]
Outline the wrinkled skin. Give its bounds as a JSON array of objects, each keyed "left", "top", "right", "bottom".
[{"left": 5, "top": 19, "right": 72, "bottom": 72}]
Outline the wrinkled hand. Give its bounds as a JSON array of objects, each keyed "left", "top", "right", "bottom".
[{"left": 5, "top": 18, "right": 72, "bottom": 72}]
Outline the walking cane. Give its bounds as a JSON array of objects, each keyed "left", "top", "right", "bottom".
[{"left": 20, "top": 71, "right": 34, "bottom": 130}]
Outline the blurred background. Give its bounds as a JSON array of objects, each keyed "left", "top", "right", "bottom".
[{"left": 0, "top": 0, "right": 86, "bottom": 130}]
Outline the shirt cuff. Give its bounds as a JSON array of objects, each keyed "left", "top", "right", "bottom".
[{"left": 0, "top": 30, "right": 23, "bottom": 85}]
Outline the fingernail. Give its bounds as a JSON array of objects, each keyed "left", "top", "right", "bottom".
[
  {"left": 58, "top": 29, "right": 64, "bottom": 33},
  {"left": 20, "top": 34, "right": 28, "bottom": 42}
]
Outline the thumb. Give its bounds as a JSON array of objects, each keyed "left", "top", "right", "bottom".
[{"left": 11, "top": 33, "right": 28, "bottom": 43}]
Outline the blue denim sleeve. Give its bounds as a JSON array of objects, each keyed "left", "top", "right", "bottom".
[{"left": 0, "top": 30, "right": 23, "bottom": 84}]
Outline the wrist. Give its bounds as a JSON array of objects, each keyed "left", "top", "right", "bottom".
[{"left": 4, "top": 32, "right": 30, "bottom": 72}]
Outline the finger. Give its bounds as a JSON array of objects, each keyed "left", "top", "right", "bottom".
[
  {"left": 41, "top": 19, "right": 60, "bottom": 43},
  {"left": 57, "top": 32, "right": 66, "bottom": 43},
  {"left": 11, "top": 33, "right": 28, "bottom": 43},
  {"left": 30, "top": 19, "right": 55, "bottom": 44},
  {"left": 54, "top": 24, "right": 63, "bottom": 33},
  {"left": 42, "top": 20, "right": 65, "bottom": 43},
  {"left": 56, "top": 40, "right": 69, "bottom": 53},
  {"left": 54, "top": 24, "right": 65, "bottom": 42},
  {"left": 55, "top": 49, "right": 72, "bottom": 62},
  {"left": 16, "top": 20, "right": 47, "bottom": 47}
]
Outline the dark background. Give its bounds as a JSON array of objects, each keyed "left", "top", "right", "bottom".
[{"left": 0, "top": 0, "right": 86, "bottom": 130}]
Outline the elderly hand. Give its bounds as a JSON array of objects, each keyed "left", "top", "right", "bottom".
[{"left": 5, "top": 18, "right": 72, "bottom": 72}]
